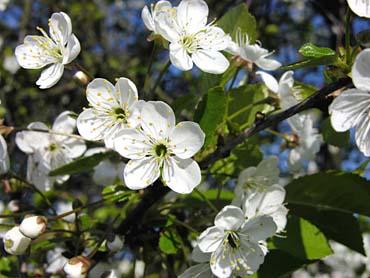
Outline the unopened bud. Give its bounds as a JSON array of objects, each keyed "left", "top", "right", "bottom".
[
  {"left": 107, "top": 235, "right": 124, "bottom": 252},
  {"left": 73, "top": 71, "right": 90, "bottom": 85},
  {"left": 63, "top": 256, "right": 91, "bottom": 278},
  {"left": 19, "top": 215, "right": 48, "bottom": 239},
  {"left": 3, "top": 226, "right": 31, "bottom": 255}
]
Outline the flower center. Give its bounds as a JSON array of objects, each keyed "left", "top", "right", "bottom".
[
  {"left": 36, "top": 27, "right": 63, "bottom": 61},
  {"left": 112, "top": 107, "right": 128, "bottom": 123},
  {"left": 226, "top": 231, "right": 240, "bottom": 249},
  {"left": 154, "top": 143, "right": 168, "bottom": 158},
  {"left": 48, "top": 143, "right": 59, "bottom": 152},
  {"left": 181, "top": 35, "right": 198, "bottom": 53}
]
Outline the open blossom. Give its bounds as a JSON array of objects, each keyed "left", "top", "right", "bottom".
[
  {"left": 15, "top": 12, "right": 80, "bottom": 89},
  {"left": 197, "top": 205, "right": 277, "bottom": 277},
  {"left": 77, "top": 78, "right": 142, "bottom": 149},
  {"left": 347, "top": 0, "right": 370, "bottom": 18},
  {"left": 232, "top": 157, "right": 280, "bottom": 206},
  {"left": 227, "top": 31, "right": 281, "bottom": 71},
  {"left": 329, "top": 49, "right": 370, "bottom": 156},
  {"left": 153, "top": 0, "right": 231, "bottom": 74},
  {"left": 15, "top": 111, "right": 86, "bottom": 191},
  {"left": 113, "top": 101, "right": 205, "bottom": 194},
  {"left": 142, "top": 0, "right": 173, "bottom": 34},
  {"left": 0, "top": 135, "right": 9, "bottom": 175}
]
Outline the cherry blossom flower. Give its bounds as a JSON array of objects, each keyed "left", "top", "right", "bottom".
[
  {"left": 15, "top": 12, "right": 80, "bottom": 89},
  {"left": 347, "top": 0, "right": 370, "bottom": 18},
  {"left": 154, "top": 0, "right": 231, "bottom": 74},
  {"left": 0, "top": 135, "right": 9, "bottom": 175},
  {"left": 142, "top": 0, "right": 173, "bottom": 34},
  {"left": 15, "top": 111, "right": 86, "bottom": 191},
  {"left": 3, "top": 226, "right": 32, "bottom": 255},
  {"left": 227, "top": 31, "right": 281, "bottom": 71},
  {"left": 232, "top": 157, "right": 280, "bottom": 206},
  {"left": 77, "top": 78, "right": 142, "bottom": 148},
  {"left": 113, "top": 101, "right": 205, "bottom": 194},
  {"left": 329, "top": 49, "right": 370, "bottom": 156},
  {"left": 197, "top": 205, "right": 277, "bottom": 277}
]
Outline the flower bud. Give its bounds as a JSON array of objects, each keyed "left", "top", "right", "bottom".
[
  {"left": 3, "top": 226, "right": 31, "bottom": 255},
  {"left": 19, "top": 215, "right": 48, "bottom": 239},
  {"left": 107, "top": 235, "right": 124, "bottom": 253},
  {"left": 63, "top": 256, "right": 91, "bottom": 278}
]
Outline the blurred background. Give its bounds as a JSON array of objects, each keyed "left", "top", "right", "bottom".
[{"left": 0, "top": 0, "right": 369, "bottom": 277}]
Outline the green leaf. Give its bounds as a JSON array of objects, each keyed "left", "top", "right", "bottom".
[
  {"left": 293, "top": 82, "right": 317, "bottom": 100},
  {"left": 281, "top": 55, "right": 338, "bottom": 71},
  {"left": 159, "top": 229, "right": 182, "bottom": 255},
  {"left": 353, "top": 159, "right": 370, "bottom": 176},
  {"left": 218, "top": 3, "right": 257, "bottom": 43},
  {"left": 289, "top": 203, "right": 366, "bottom": 255},
  {"left": 321, "top": 118, "right": 350, "bottom": 148},
  {"left": 49, "top": 152, "right": 113, "bottom": 176},
  {"left": 210, "top": 138, "right": 262, "bottom": 182},
  {"left": 102, "top": 184, "right": 130, "bottom": 202},
  {"left": 299, "top": 43, "right": 336, "bottom": 59},
  {"left": 194, "top": 86, "right": 227, "bottom": 148},
  {"left": 286, "top": 172, "right": 370, "bottom": 216},
  {"left": 273, "top": 215, "right": 332, "bottom": 260},
  {"left": 227, "top": 84, "right": 270, "bottom": 131}
]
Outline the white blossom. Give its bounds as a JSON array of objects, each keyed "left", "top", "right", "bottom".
[
  {"left": 107, "top": 235, "right": 124, "bottom": 253},
  {"left": 142, "top": 0, "right": 173, "bottom": 34},
  {"left": 55, "top": 201, "right": 75, "bottom": 222},
  {"left": 0, "top": 135, "right": 9, "bottom": 175},
  {"left": 46, "top": 247, "right": 68, "bottom": 274},
  {"left": 232, "top": 157, "right": 280, "bottom": 207},
  {"left": 0, "top": 0, "right": 9, "bottom": 11},
  {"left": 85, "top": 148, "right": 125, "bottom": 186},
  {"left": 347, "top": 0, "right": 370, "bottom": 18},
  {"left": 15, "top": 12, "right": 80, "bottom": 89},
  {"left": 329, "top": 49, "right": 370, "bottom": 157},
  {"left": 77, "top": 78, "right": 142, "bottom": 148},
  {"left": 3, "top": 226, "right": 32, "bottom": 255},
  {"left": 197, "top": 205, "right": 277, "bottom": 277},
  {"left": 19, "top": 215, "right": 48, "bottom": 239},
  {"left": 153, "top": 0, "right": 231, "bottom": 74},
  {"left": 227, "top": 31, "right": 281, "bottom": 71},
  {"left": 63, "top": 256, "right": 91, "bottom": 278},
  {"left": 113, "top": 101, "right": 205, "bottom": 194},
  {"left": 15, "top": 111, "right": 86, "bottom": 191}
]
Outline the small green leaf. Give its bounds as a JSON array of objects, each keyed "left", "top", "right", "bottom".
[
  {"left": 273, "top": 215, "right": 332, "bottom": 260},
  {"left": 299, "top": 43, "right": 336, "bottom": 59},
  {"left": 194, "top": 86, "right": 227, "bottom": 148},
  {"left": 102, "top": 185, "right": 129, "bottom": 202},
  {"left": 49, "top": 152, "right": 113, "bottom": 176},
  {"left": 159, "top": 229, "right": 182, "bottom": 255},
  {"left": 321, "top": 118, "right": 350, "bottom": 148},
  {"left": 281, "top": 56, "right": 338, "bottom": 71},
  {"left": 353, "top": 159, "right": 370, "bottom": 177}
]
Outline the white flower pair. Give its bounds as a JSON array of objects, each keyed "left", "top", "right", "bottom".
[
  {"left": 16, "top": 111, "right": 86, "bottom": 191},
  {"left": 76, "top": 77, "right": 205, "bottom": 194}
]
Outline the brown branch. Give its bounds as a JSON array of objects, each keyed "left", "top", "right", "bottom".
[{"left": 114, "top": 77, "right": 352, "bottom": 236}]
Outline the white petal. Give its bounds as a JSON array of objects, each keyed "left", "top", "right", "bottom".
[
  {"left": 210, "top": 244, "right": 233, "bottom": 278},
  {"left": 168, "top": 121, "right": 205, "bottom": 159},
  {"left": 142, "top": 6, "right": 155, "bottom": 31},
  {"left": 196, "top": 26, "right": 230, "bottom": 51},
  {"left": 62, "top": 138, "right": 86, "bottom": 159},
  {"left": 256, "top": 71, "right": 279, "bottom": 94},
  {"left": 241, "top": 44, "right": 268, "bottom": 63},
  {"left": 169, "top": 43, "right": 193, "bottom": 71},
  {"left": 49, "top": 12, "right": 72, "bottom": 46},
  {"left": 192, "top": 49, "right": 229, "bottom": 74},
  {"left": 269, "top": 206, "right": 288, "bottom": 232},
  {"left": 15, "top": 36, "right": 57, "bottom": 69},
  {"left": 254, "top": 156, "right": 280, "bottom": 185},
  {"left": 0, "top": 135, "right": 9, "bottom": 174},
  {"left": 197, "top": 226, "right": 223, "bottom": 253},
  {"left": 27, "top": 156, "right": 54, "bottom": 191},
  {"left": 177, "top": 0, "right": 209, "bottom": 33},
  {"left": 354, "top": 112, "right": 370, "bottom": 156},
  {"left": 86, "top": 78, "right": 118, "bottom": 110},
  {"left": 225, "top": 40, "right": 241, "bottom": 56},
  {"left": 115, "top": 77, "right": 139, "bottom": 109},
  {"left": 62, "top": 34, "right": 80, "bottom": 64},
  {"left": 128, "top": 100, "right": 145, "bottom": 128},
  {"left": 15, "top": 122, "right": 50, "bottom": 153},
  {"left": 178, "top": 264, "right": 212, "bottom": 278},
  {"left": 141, "top": 101, "right": 175, "bottom": 140},
  {"left": 52, "top": 111, "right": 76, "bottom": 134},
  {"left": 124, "top": 157, "right": 160, "bottom": 190},
  {"left": 113, "top": 128, "right": 152, "bottom": 160},
  {"left": 241, "top": 215, "right": 277, "bottom": 242},
  {"left": 214, "top": 205, "right": 245, "bottom": 231},
  {"left": 77, "top": 109, "right": 108, "bottom": 141},
  {"left": 279, "top": 71, "right": 295, "bottom": 89},
  {"left": 154, "top": 11, "right": 180, "bottom": 42},
  {"left": 329, "top": 89, "right": 370, "bottom": 132},
  {"left": 347, "top": 0, "right": 370, "bottom": 18},
  {"left": 162, "top": 156, "right": 201, "bottom": 194},
  {"left": 36, "top": 63, "right": 64, "bottom": 89},
  {"left": 238, "top": 241, "right": 265, "bottom": 273},
  {"left": 352, "top": 49, "right": 370, "bottom": 91},
  {"left": 191, "top": 246, "right": 211, "bottom": 263},
  {"left": 255, "top": 56, "right": 282, "bottom": 71}
]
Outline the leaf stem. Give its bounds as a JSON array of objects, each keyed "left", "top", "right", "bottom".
[
  {"left": 151, "top": 60, "right": 171, "bottom": 97},
  {"left": 193, "top": 188, "right": 218, "bottom": 213},
  {"left": 345, "top": 7, "right": 352, "bottom": 65}
]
